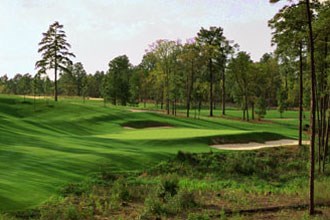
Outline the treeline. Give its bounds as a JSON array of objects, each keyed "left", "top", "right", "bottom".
[
  {"left": 0, "top": 42, "right": 280, "bottom": 120},
  {"left": 0, "top": 32, "right": 316, "bottom": 120},
  {"left": 0, "top": 29, "right": 299, "bottom": 120},
  {"left": 0, "top": 66, "right": 103, "bottom": 100},
  {"left": 0, "top": 1, "right": 329, "bottom": 124}
]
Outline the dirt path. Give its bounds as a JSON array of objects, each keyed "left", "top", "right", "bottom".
[{"left": 211, "top": 139, "right": 310, "bottom": 150}]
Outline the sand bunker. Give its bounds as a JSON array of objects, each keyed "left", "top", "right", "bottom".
[
  {"left": 212, "top": 139, "right": 310, "bottom": 151},
  {"left": 121, "top": 120, "right": 173, "bottom": 129},
  {"left": 123, "top": 126, "right": 172, "bottom": 129},
  {"left": 129, "top": 109, "right": 160, "bottom": 113},
  {"left": 130, "top": 109, "right": 147, "bottom": 113}
]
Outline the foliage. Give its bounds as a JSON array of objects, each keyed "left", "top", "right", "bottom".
[
  {"left": 35, "top": 21, "right": 75, "bottom": 101},
  {"left": 255, "top": 96, "right": 267, "bottom": 119},
  {"left": 14, "top": 145, "right": 328, "bottom": 219},
  {"left": 103, "top": 55, "right": 131, "bottom": 105}
]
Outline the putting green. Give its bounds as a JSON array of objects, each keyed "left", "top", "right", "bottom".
[{"left": 98, "top": 128, "right": 250, "bottom": 140}]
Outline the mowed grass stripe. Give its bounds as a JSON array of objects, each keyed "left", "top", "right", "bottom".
[{"left": 97, "top": 128, "right": 250, "bottom": 140}]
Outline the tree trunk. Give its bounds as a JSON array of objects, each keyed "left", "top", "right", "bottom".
[
  {"left": 209, "top": 59, "right": 213, "bottom": 117},
  {"left": 54, "top": 60, "right": 58, "bottom": 102},
  {"left": 194, "top": 101, "right": 197, "bottom": 119},
  {"left": 166, "top": 70, "right": 170, "bottom": 115},
  {"left": 186, "top": 62, "right": 194, "bottom": 118},
  {"left": 321, "top": 36, "right": 329, "bottom": 173},
  {"left": 323, "top": 115, "right": 330, "bottom": 173},
  {"left": 161, "top": 87, "right": 164, "bottom": 110},
  {"left": 198, "top": 100, "right": 202, "bottom": 119},
  {"left": 306, "top": 0, "right": 316, "bottom": 215},
  {"left": 317, "top": 99, "right": 321, "bottom": 173},
  {"left": 186, "top": 71, "right": 190, "bottom": 118},
  {"left": 243, "top": 109, "right": 245, "bottom": 120},
  {"left": 245, "top": 95, "right": 249, "bottom": 121},
  {"left": 299, "top": 42, "right": 304, "bottom": 146},
  {"left": 174, "top": 98, "right": 177, "bottom": 116},
  {"left": 251, "top": 102, "right": 255, "bottom": 120},
  {"left": 222, "top": 67, "right": 226, "bottom": 115},
  {"left": 33, "top": 91, "right": 36, "bottom": 112}
]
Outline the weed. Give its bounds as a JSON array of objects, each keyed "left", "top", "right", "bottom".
[
  {"left": 187, "top": 212, "right": 211, "bottom": 220},
  {"left": 157, "top": 174, "right": 179, "bottom": 199}
]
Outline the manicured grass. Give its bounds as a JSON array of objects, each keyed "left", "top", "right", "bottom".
[
  {"left": 97, "top": 128, "right": 251, "bottom": 140},
  {"left": 0, "top": 95, "right": 303, "bottom": 211}
]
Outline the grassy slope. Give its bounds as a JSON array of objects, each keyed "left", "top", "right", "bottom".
[{"left": 0, "top": 95, "right": 306, "bottom": 211}]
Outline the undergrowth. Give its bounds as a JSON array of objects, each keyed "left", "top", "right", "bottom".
[{"left": 6, "top": 146, "right": 330, "bottom": 220}]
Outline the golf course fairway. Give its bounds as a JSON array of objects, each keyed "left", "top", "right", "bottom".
[{"left": 0, "top": 95, "right": 301, "bottom": 211}]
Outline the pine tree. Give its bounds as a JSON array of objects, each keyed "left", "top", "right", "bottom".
[{"left": 35, "top": 21, "right": 75, "bottom": 101}]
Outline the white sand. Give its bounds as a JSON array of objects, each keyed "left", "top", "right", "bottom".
[{"left": 211, "top": 139, "right": 310, "bottom": 151}]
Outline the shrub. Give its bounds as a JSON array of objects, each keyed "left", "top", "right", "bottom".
[
  {"left": 111, "top": 178, "right": 131, "bottom": 202},
  {"left": 255, "top": 96, "right": 267, "bottom": 119},
  {"left": 39, "top": 196, "right": 93, "bottom": 220},
  {"left": 166, "top": 189, "right": 197, "bottom": 213},
  {"left": 60, "top": 182, "right": 90, "bottom": 196},
  {"left": 187, "top": 213, "right": 211, "bottom": 220},
  {"left": 143, "top": 193, "right": 165, "bottom": 217},
  {"left": 0, "top": 214, "right": 17, "bottom": 220},
  {"left": 157, "top": 174, "right": 179, "bottom": 199}
]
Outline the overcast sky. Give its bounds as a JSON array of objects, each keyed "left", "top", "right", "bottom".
[{"left": 0, "top": 0, "right": 287, "bottom": 78}]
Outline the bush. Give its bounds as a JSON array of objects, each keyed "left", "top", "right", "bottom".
[
  {"left": 157, "top": 174, "right": 179, "bottom": 199},
  {"left": 187, "top": 213, "right": 210, "bottom": 220},
  {"left": 39, "top": 196, "right": 93, "bottom": 220},
  {"left": 143, "top": 194, "right": 165, "bottom": 217},
  {"left": 255, "top": 96, "right": 267, "bottom": 119},
  {"left": 60, "top": 182, "right": 90, "bottom": 196},
  {"left": 0, "top": 214, "right": 17, "bottom": 220},
  {"left": 111, "top": 178, "right": 131, "bottom": 202},
  {"left": 167, "top": 189, "right": 197, "bottom": 213}
]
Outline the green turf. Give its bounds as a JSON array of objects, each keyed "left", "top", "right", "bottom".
[
  {"left": 0, "top": 95, "right": 304, "bottom": 211},
  {"left": 97, "top": 128, "right": 250, "bottom": 140}
]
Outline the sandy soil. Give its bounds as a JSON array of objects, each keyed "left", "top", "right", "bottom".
[
  {"left": 271, "top": 118, "right": 296, "bottom": 121},
  {"left": 130, "top": 109, "right": 150, "bottom": 113},
  {"left": 211, "top": 139, "right": 310, "bottom": 150},
  {"left": 129, "top": 109, "right": 163, "bottom": 113},
  {"left": 20, "top": 95, "right": 50, "bottom": 99},
  {"left": 89, "top": 97, "right": 103, "bottom": 101}
]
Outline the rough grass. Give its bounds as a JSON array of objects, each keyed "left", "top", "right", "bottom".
[
  {"left": 12, "top": 147, "right": 329, "bottom": 220},
  {"left": 0, "top": 95, "right": 306, "bottom": 211}
]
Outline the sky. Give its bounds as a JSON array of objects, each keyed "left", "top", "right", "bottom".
[{"left": 0, "top": 0, "right": 288, "bottom": 78}]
